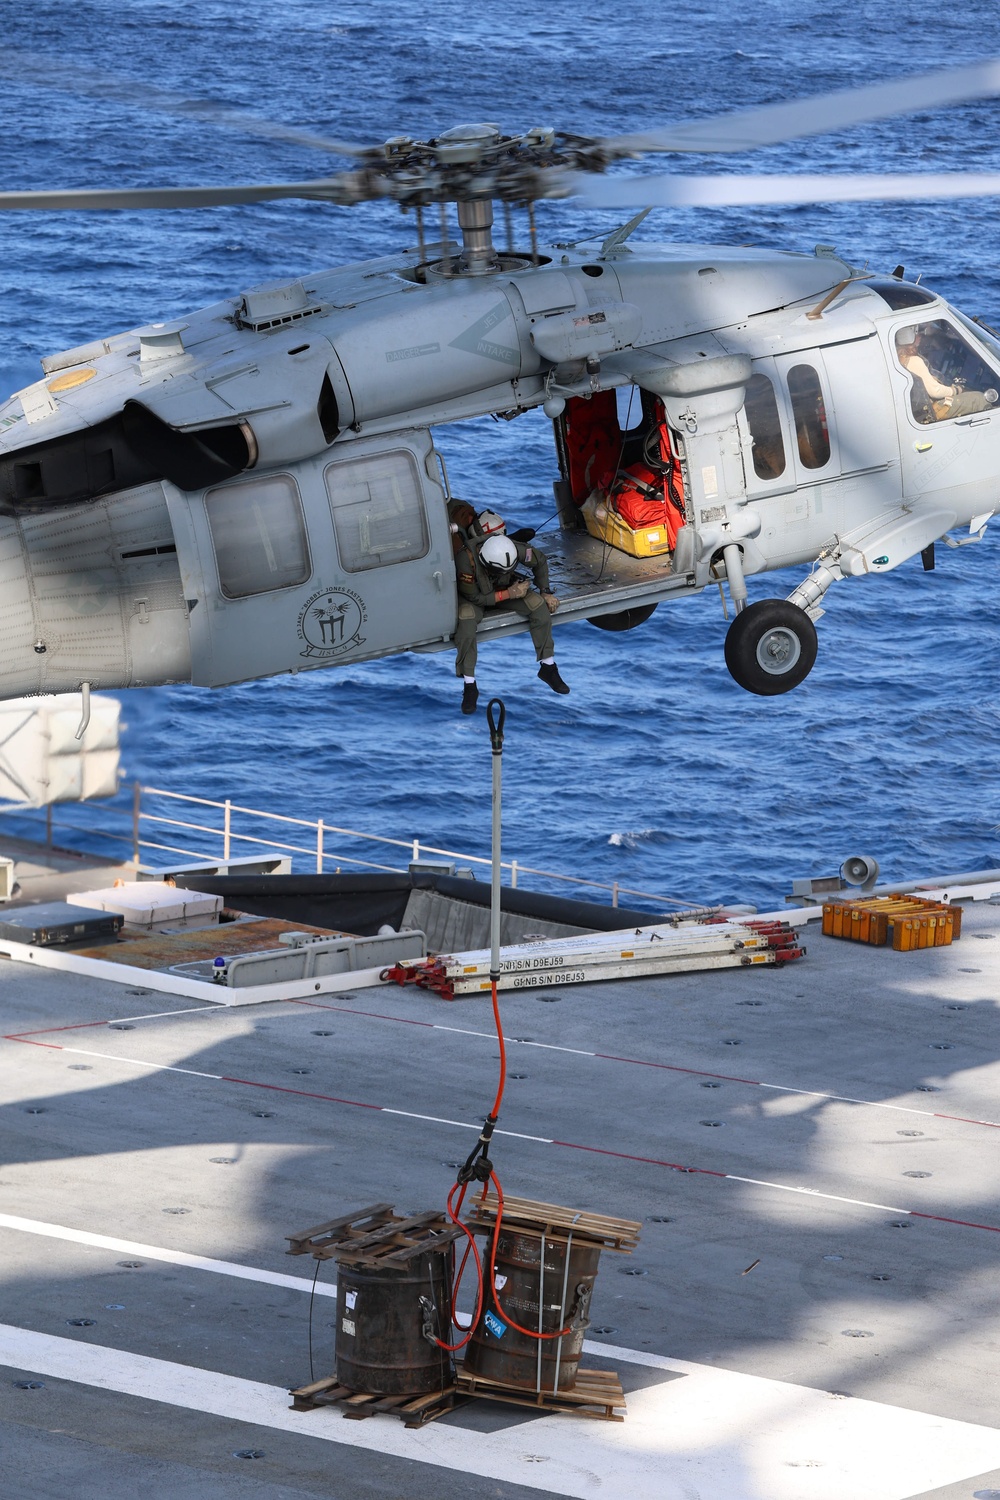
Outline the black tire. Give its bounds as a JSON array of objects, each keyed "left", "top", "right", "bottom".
[
  {"left": 724, "top": 599, "right": 817, "bottom": 696},
  {"left": 588, "top": 603, "right": 659, "bottom": 633}
]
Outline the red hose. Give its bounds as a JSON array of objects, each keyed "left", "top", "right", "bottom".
[
  {"left": 438, "top": 977, "right": 573, "bottom": 1347},
  {"left": 488, "top": 975, "right": 506, "bottom": 1119},
  {"left": 434, "top": 1181, "right": 483, "bottom": 1352}
]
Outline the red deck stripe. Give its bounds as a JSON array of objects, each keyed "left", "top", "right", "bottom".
[
  {"left": 3, "top": 1018, "right": 120, "bottom": 1040},
  {"left": 10, "top": 1012, "right": 1000, "bottom": 1134},
  {"left": 220, "top": 1075, "right": 383, "bottom": 1110},
  {"left": 909, "top": 1210, "right": 1000, "bottom": 1233},
  {"left": 12, "top": 1034, "right": 1000, "bottom": 1237},
  {"left": 933, "top": 1111, "right": 1000, "bottom": 1129},
  {"left": 596, "top": 1052, "right": 762, "bottom": 1085},
  {"left": 551, "top": 1139, "right": 728, "bottom": 1177},
  {"left": 286, "top": 999, "right": 434, "bottom": 1027}
]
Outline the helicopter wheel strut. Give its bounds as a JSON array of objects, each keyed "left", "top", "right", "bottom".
[{"left": 724, "top": 599, "right": 817, "bottom": 696}]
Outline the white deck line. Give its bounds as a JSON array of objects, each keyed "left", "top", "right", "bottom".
[
  {"left": 0, "top": 1213, "right": 340, "bottom": 1297},
  {"left": 3, "top": 1321, "right": 1000, "bottom": 1500},
  {"left": 17, "top": 1047, "right": 1000, "bottom": 1230}
]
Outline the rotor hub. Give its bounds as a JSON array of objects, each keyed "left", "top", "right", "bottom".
[{"left": 433, "top": 123, "right": 502, "bottom": 166}]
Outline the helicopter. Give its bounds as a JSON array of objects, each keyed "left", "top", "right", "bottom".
[{"left": 3, "top": 58, "right": 1000, "bottom": 704}]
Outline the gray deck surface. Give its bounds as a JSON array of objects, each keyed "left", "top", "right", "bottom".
[{"left": 2, "top": 854, "right": 1000, "bottom": 1499}]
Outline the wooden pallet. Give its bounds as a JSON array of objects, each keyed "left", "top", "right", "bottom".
[
  {"left": 290, "top": 1374, "right": 460, "bottom": 1427},
  {"left": 286, "top": 1202, "right": 464, "bottom": 1266},
  {"left": 465, "top": 1193, "right": 641, "bottom": 1253},
  {"left": 456, "top": 1365, "right": 626, "bottom": 1421}
]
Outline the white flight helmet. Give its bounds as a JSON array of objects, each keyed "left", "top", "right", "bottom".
[
  {"left": 479, "top": 535, "right": 518, "bottom": 571},
  {"left": 476, "top": 510, "right": 506, "bottom": 537}
]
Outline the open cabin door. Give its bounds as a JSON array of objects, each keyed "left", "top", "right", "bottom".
[{"left": 164, "top": 429, "right": 455, "bottom": 688}]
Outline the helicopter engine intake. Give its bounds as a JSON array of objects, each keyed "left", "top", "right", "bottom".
[{"left": 0, "top": 404, "right": 253, "bottom": 515}]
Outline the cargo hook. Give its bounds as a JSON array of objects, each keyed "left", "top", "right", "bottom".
[{"left": 74, "top": 682, "right": 92, "bottom": 742}]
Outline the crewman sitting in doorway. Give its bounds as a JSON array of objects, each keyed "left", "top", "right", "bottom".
[{"left": 452, "top": 508, "right": 567, "bottom": 716}]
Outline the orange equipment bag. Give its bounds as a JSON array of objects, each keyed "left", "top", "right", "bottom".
[{"left": 608, "top": 411, "right": 685, "bottom": 549}]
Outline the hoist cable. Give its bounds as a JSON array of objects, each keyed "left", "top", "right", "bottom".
[{"left": 436, "top": 698, "right": 572, "bottom": 1349}]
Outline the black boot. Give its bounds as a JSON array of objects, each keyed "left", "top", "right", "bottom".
[
  {"left": 537, "top": 662, "right": 570, "bottom": 695},
  {"left": 461, "top": 680, "right": 479, "bottom": 715}
]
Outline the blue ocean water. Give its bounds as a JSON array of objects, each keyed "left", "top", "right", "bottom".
[{"left": 1, "top": 0, "right": 999, "bottom": 909}]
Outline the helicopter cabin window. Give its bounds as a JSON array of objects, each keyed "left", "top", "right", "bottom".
[
  {"left": 869, "top": 280, "right": 937, "bottom": 311},
  {"left": 895, "top": 319, "right": 1000, "bottom": 424},
  {"left": 206, "top": 474, "right": 310, "bottom": 599},
  {"left": 326, "top": 449, "right": 429, "bottom": 573},
  {"left": 743, "top": 372, "right": 786, "bottom": 480},
  {"left": 786, "top": 363, "right": 831, "bottom": 469}
]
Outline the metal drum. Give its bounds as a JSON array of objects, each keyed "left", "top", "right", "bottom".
[
  {"left": 334, "top": 1252, "right": 453, "bottom": 1395},
  {"left": 464, "top": 1226, "right": 600, "bottom": 1391}
]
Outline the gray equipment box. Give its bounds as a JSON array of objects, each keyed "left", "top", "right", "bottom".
[
  {"left": 0, "top": 901, "right": 124, "bottom": 947},
  {"left": 170, "top": 928, "right": 426, "bottom": 988}
]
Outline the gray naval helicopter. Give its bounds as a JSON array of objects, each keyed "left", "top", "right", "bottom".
[{"left": 4, "top": 58, "right": 1000, "bottom": 704}]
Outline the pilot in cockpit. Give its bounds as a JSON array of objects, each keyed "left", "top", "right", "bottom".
[{"left": 896, "top": 323, "right": 998, "bottom": 422}]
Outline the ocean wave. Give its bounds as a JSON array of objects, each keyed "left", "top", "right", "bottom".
[{"left": 607, "top": 829, "right": 670, "bottom": 852}]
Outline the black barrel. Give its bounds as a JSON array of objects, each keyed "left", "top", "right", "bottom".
[
  {"left": 464, "top": 1227, "right": 600, "bottom": 1391},
  {"left": 334, "top": 1252, "right": 453, "bottom": 1395}
]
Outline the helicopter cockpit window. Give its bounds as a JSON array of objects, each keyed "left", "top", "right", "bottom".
[
  {"left": 869, "top": 280, "right": 937, "bottom": 311},
  {"left": 786, "top": 364, "right": 831, "bottom": 469},
  {"left": 326, "top": 449, "right": 429, "bottom": 573},
  {"left": 206, "top": 474, "right": 311, "bottom": 599},
  {"left": 894, "top": 319, "right": 1000, "bottom": 424},
  {"left": 951, "top": 308, "right": 1000, "bottom": 368},
  {"left": 743, "top": 373, "right": 786, "bottom": 480}
]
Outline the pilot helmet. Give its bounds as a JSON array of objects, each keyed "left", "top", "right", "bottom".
[
  {"left": 896, "top": 324, "right": 919, "bottom": 345},
  {"left": 479, "top": 535, "right": 518, "bottom": 572},
  {"left": 476, "top": 510, "right": 506, "bottom": 537}
]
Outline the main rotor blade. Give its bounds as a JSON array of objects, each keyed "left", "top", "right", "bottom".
[
  {"left": 0, "top": 51, "right": 376, "bottom": 159},
  {"left": 0, "top": 177, "right": 368, "bottom": 212},
  {"left": 599, "top": 58, "right": 1000, "bottom": 155},
  {"left": 564, "top": 169, "right": 1000, "bottom": 209}
]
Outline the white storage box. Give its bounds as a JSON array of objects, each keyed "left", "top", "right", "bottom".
[{"left": 66, "top": 881, "right": 223, "bottom": 930}]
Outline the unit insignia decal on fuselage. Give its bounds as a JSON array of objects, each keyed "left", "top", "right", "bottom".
[{"left": 297, "top": 587, "right": 367, "bottom": 659}]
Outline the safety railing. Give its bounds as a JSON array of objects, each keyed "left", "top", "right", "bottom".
[{"left": 0, "top": 782, "right": 705, "bottom": 913}]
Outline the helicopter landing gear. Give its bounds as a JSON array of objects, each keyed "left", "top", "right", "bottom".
[{"left": 724, "top": 599, "right": 817, "bottom": 696}]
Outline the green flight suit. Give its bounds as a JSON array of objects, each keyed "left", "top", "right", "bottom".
[{"left": 453, "top": 535, "right": 555, "bottom": 677}]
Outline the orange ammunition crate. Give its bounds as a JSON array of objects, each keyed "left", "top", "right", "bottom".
[{"left": 822, "top": 894, "right": 958, "bottom": 951}]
